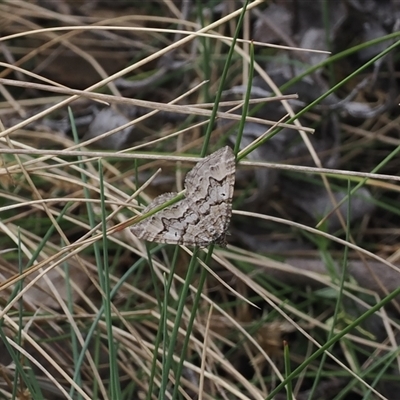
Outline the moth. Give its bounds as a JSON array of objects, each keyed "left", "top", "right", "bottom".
[{"left": 131, "top": 146, "right": 236, "bottom": 247}]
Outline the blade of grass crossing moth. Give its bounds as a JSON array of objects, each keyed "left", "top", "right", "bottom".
[
  {"left": 171, "top": 2, "right": 251, "bottom": 394},
  {"left": 134, "top": 153, "right": 164, "bottom": 313}
]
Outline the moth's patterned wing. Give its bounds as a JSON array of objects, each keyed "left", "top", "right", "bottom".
[
  {"left": 130, "top": 192, "right": 228, "bottom": 246},
  {"left": 131, "top": 192, "right": 196, "bottom": 245},
  {"left": 185, "top": 146, "right": 235, "bottom": 239},
  {"left": 130, "top": 146, "right": 236, "bottom": 246},
  {"left": 185, "top": 146, "right": 235, "bottom": 199}
]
